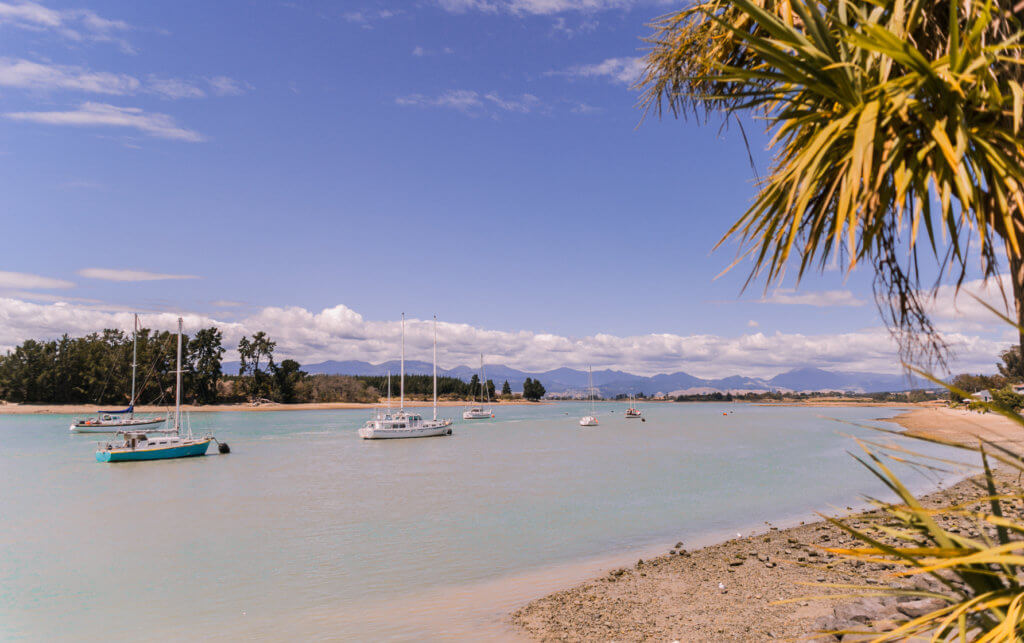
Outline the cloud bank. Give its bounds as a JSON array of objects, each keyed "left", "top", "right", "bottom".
[{"left": 0, "top": 292, "right": 1009, "bottom": 379}]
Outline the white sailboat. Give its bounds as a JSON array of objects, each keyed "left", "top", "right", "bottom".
[
  {"left": 625, "top": 394, "right": 642, "bottom": 418},
  {"left": 71, "top": 314, "right": 167, "bottom": 433},
  {"left": 579, "top": 366, "right": 598, "bottom": 426},
  {"left": 96, "top": 318, "right": 229, "bottom": 462},
  {"left": 359, "top": 314, "right": 453, "bottom": 439},
  {"left": 462, "top": 354, "right": 494, "bottom": 420}
]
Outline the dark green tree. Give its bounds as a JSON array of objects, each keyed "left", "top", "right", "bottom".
[
  {"left": 188, "top": 327, "right": 224, "bottom": 404},
  {"left": 485, "top": 379, "right": 496, "bottom": 400},
  {"left": 272, "top": 359, "right": 305, "bottom": 403},
  {"left": 238, "top": 331, "right": 276, "bottom": 400},
  {"left": 522, "top": 378, "right": 546, "bottom": 401},
  {"left": 501, "top": 380, "right": 511, "bottom": 396},
  {"left": 998, "top": 347, "right": 1024, "bottom": 381}
]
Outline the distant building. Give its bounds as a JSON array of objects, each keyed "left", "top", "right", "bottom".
[
  {"left": 971, "top": 390, "right": 994, "bottom": 402},
  {"left": 1013, "top": 384, "right": 1024, "bottom": 395}
]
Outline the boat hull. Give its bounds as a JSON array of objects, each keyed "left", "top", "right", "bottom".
[
  {"left": 358, "top": 423, "right": 453, "bottom": 439},
  {"left": 462, "top": 412, "right": 493, "bottom": 419},
  {"left": 71, "top": 417, "right": 167, "bottom": 433},
  {"left": 96, "top": 439, "right": 211, "bottom": 462},
  {"left": 579, "top": 416, "right": 599, "bottom": 426}
]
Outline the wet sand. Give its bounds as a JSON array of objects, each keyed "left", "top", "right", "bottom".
[
  {"left": 513, "top": 405, "right": 1023, "bottom": 641},
  {"left": 514, "top": 469, "right": 1013, "bottom": 641}
]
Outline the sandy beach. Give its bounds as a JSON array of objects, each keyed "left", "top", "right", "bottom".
[
  {"left": 0, "top": 399, "right": 543, "bottom": 415},
  {"left": 512, "top": 405, "right": 1024, "bottom": 641},
  {"left": 885, "top": 405, "right": 1024, "bottom": 452}
]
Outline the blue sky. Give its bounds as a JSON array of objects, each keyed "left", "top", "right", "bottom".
[{"left": 0, "top": 0, "right": 1012, "bottom": 377}]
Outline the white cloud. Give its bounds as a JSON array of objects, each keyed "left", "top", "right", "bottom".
[
  {"left": 206, "top": 75, "right": 248, "bottom": 96},
  {"left": 78, "top": 268, "right": 200, "bottom": 282},
  {"left": 148, "top": 76, "right": 205, "bottom": 99},
  {"left": 761, "top": 289, "right": 867, "bottom": 307},
  {"left": 0, "top": 1, "right": 132, "bottom": 50},
  {"left": 0, "top": 296, "right": 1005, "bottom": 378},
  {"left": 484, "top": 91, "right": 540, "bottom": 113},
  {"left": 412, "top": 46, "right": 426, "bottom": 56},
  {"left": 552, "top": 56, "right": 645, "bottom": 84},
  {"left": 0, "top": 271, "right": 73, "bottom": 289},
  {"left": 396, "top": 89, "right": 542, "bottom": 116},
  {"left": 5, "top": 102, "right": 205, "bottom": 142},
  {"left": 438, "top": 0, "right": 653, "bottom": 13},
  {"left": 747, "top": 320, "right": 759, "bottom": 328},
  {"left": 0, "top": 58, "right": 139, "bottom": 94},
  {"left": 343, "top": 8, "right": 400, "bottom": 26},
  {"left": 921, "top": 275, "right": 1017, "bottom": 334},
  {"left": 397, "top": 89, "right": 483, "bottom": 112},
  {"left": 0, "top": 59, "right": 246, "bottom": 103}
]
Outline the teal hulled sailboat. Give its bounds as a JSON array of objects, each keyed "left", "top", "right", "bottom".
[{"left": 96, "top": 317, "right": 228, "bottom": 463}]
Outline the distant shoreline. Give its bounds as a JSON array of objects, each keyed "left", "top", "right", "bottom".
[{"left": 0, "top": 399, "right": 547, "bottom": 415}]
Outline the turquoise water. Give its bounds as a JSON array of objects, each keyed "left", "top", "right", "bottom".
[{"left": 0, "top": 403, "right": 966, "bottom": 640}]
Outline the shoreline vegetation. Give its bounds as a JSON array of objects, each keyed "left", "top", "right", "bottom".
[
  {"left": 0, "top": 328, "right": 548, "bottom": 408},
  {"left": 0, "top": 398, "right": 546, "bottom": 415},
  {"left": 511, "top": 405, "right": 1024, "bottom": 641}
]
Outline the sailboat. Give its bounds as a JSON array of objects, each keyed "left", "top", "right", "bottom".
[
  {"left": 95, "top": 318, "right": 229, "bottom": 462},
  {"left": 579, "top": 366, "right": 599, "bottom": 426},
  {"left": 625, "top": 394, "right": 642, "bottom": 418},
  {"left": 70, "top": 314, "right": 167, "bottom": 433},
  {"left": 462, "top": 354, "right": 494, "bottom": 420},
  {"left": 358, "top": 314, "right": 453, "bottom": 439}
]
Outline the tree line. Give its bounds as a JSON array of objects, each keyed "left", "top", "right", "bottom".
[{"left": 0, "top": 327, "right": 546, "bottom": 405}]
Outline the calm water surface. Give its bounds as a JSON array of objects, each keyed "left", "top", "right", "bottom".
[{"left": 0, "top": 403, "right": 966, "bottom": 640}]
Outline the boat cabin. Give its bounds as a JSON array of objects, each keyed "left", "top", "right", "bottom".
[
  {"left": 111, "top": 432, "right": 181, "bottom": 450},
  {"left": 370, "top": 412, "right": 424, "bottom": 429}
]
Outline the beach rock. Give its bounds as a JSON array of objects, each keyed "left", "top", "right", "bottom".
[
  {"left": 834, "top": 597, "right": 892, "bottom": 624},
  {"left": 897, "top": 598, "right": 944, "bottom": 619},
  {"left": 811, "top": 616, "right": 861, "bottom": 642}
]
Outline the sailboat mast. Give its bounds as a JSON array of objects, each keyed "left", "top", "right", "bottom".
[
  {"left": 433, "top": 314, "right": 437, "bottom": 421},
  {"left": 387, "top": 370, "right": 392, "bottom": 409},
  {"left": 130, "top": 313, "right": 138, "bottom": 417},
  {"left": 589, "top": 365, "right": 595, "bottom": 415},
  {"left": 175, "top": 317, "right": 182, "bottom": 432},
  {"left": 400, "top": 313, "right": 405, "bottom": 410}
]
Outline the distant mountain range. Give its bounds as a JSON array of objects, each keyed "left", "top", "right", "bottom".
[{"left": 223, "top": 359, "right": 931, "bottom": 396}]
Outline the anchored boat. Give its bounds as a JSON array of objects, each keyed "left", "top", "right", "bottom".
[
  {"left": 71, "top": 314, "right": 167, "bottom": 433},
  {"left": 96, "top": 318, "right": 229, "bottom": 462},
  {"left": 359, "top": 314, "right": 453, "bottom": 439},
  {"left": 579, "top": 366, "right": 599, "bottom": 427},
  {"left": 625, "top": 395, "right": 642, "bottom": 419},
  {"left": 462, "top": 354, "right": 494, "bottom": 420}
]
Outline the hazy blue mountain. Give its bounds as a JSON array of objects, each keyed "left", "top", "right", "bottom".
[
  {"left": 766, "top": 367, "right": 926, "bottom": 393},
  {"left": 275, "top": 360, "right": 929, "bottom": 395}
]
